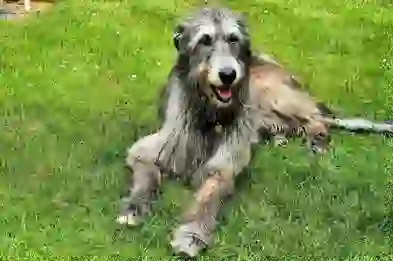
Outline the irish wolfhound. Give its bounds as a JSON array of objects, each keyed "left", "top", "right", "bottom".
[{"left": 116, "top": 7, "right": 392, "bottom": 256}]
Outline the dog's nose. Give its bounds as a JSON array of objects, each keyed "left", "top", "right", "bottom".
[{"left": 218, "top": 67, "right": 237, "bottom": 85}]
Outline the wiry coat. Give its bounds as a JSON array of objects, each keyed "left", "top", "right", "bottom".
[{"left": 116, "top": 7, "right": 393, "bottom": 257}]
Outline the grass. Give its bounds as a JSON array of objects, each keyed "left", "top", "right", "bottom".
[{"left": 0, "top": 0, "right": 392, "bottom": 258}]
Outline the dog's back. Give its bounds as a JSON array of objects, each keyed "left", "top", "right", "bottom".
[{"left": 249, "top": 56, "right": 321, "bottom": 120}]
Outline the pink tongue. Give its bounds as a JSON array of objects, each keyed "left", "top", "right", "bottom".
[{"left": 218, "top": 89, "right": 232, "bottom": 99}]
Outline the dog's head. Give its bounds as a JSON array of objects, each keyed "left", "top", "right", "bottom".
[{"left": 173, "top": 7, "right": 252, "bottom": 108}]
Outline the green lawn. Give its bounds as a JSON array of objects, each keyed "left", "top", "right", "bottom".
[{"left": 0, "top": 0, "right": 392, "bottom": 258}]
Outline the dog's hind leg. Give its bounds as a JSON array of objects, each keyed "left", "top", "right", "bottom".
[
  {"left": 303, "top": 117, "right": 331, "bottom": 154},
  {"left": 116, "top": 132, "right": 167, "bottom": 226}
]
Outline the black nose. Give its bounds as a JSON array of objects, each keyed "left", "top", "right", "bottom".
[{"left": 218, "top": 67, "right": 237, "bottom": 85}]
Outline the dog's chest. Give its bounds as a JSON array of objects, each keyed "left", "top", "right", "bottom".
[{"left": 155, "top": 126, "right": 223, "bottom": 179}]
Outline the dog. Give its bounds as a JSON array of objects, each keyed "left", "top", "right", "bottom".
[{"left": 116, "top": 7, "right": 393, "bottom": 257}]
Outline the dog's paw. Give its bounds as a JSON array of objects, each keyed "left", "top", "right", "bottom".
[
  {"left": 310, "top": 132, "right": 330, "bottom": 155},
  {"left": 311, "top": 144, "right": 328, "bottom": 155},
  {"left": 116, "top": 211, "right": 142, "bottom": 226},
  {"left": 170, "top": 223, "right": 210, "bottom": 257},
  {"left": 311, "top": 138, "right": 329, "bottom": 154},
  {"left": 311, "top": 142, "right": 329, "bottom": 155},
  {"left": 116, "top": 203, "right": 143, "bottom": 227}
]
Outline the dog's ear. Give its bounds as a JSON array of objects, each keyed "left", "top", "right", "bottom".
[
  {"left": 173, "top": 24, "right": 185, "bottom": 51},
  {"left": 235, "top": 12, "right": 251, "bottom": 57},
  {"left": 235, "top": 11, "right": 250, "bottom": 36}
]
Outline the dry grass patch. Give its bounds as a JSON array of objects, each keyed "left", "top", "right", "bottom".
[{"left": 0, "top": 0, "right": 54, "bottom": 21}]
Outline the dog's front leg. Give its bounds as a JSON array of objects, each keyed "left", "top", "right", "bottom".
[
  {"left": 117, "top": 81, "right": 185, "bottom": 226},
  {"left": 116, "top": 132, "right": 168, "bottom": 226},
  {"left": 170, "top": 168, "right": 234, "bottom": 256},
  {"left": 170, "top": 134, "right": 251, "bottom": 257}
]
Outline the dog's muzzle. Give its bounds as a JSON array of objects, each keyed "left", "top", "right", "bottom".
[{"left": 210, "top": 66, "right": 239, "bottom": 103}]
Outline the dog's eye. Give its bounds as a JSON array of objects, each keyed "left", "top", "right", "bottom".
[
  {"left": 199, "top": 34, "right": 213, "bottom": 46},
  {"left": 228, "top": 33, "right": 239, "bottom": 43}
]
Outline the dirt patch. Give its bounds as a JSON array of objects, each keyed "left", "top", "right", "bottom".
[{"left": 0, "top": 0, "right": 54, "bottom": 21}]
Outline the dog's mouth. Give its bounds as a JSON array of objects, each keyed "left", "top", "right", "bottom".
[{"left": 210, "top": 84, "right": 233, "bottom": 103}]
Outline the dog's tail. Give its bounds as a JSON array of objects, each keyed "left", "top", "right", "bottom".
[
  {"left": 317, "top": 102, "right": 393, "bottom": 135},
  {"left": 325, "top": 117, "right": 393, "bottom": 134}
]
